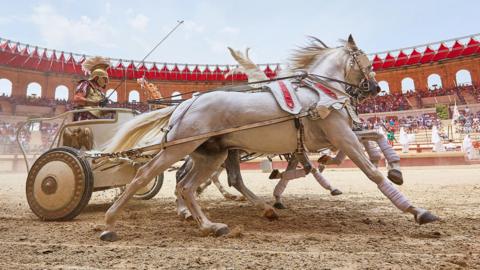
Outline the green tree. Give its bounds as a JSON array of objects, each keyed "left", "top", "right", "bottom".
[{"left": 436, "top": 104, "right": 449, "bottom": 120}]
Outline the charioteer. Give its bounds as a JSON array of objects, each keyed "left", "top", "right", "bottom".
[{"left": 73, "top": 56, "right": 113, "bottom": 121}]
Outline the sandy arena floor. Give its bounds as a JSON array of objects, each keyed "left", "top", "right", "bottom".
[{"left": 0, "top": 165, "right": 479, "bottom": 269}]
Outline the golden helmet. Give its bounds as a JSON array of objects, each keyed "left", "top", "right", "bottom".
[
  {"left": 82, "top": 56, "right": 110, "bottom": 80},
  {"left": 90, "top": 68, "right": 109, "bottom": 80}
]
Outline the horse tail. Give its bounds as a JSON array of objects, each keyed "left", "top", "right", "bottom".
[{"left": 102, "top": 106, "right": 176, "bottom": 153}]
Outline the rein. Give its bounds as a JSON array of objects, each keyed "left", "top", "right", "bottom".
[
  {"left": 94, "top": 48, "right": 375, "bottom": 161},
  {"left": 149, "top": 73, "right": 308, "bottom": 103},
  {"left": 308, "top": 74, "right": 360, "bottom": 90},
  {"left": 93, "top": 73, "right": 358, "bottom": 162}
]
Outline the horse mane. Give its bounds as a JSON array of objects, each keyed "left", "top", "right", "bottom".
[{"left": 290, "top": 36, "right": 341, "bottom": 70}]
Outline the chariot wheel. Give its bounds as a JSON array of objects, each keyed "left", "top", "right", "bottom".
[
  {"left": 133, "top": 174, "right": 164, "bottom": 200},
  {"left": 26, "top": 147, "right": 93, "bottom": 221}
]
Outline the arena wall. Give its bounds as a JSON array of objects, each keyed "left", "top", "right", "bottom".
[
  {"left": 0, "top": 65, "right": 230, "bottom": 102},
  {"left": 375, "top": 55, "right": 480, "bottom": 94},
  {"left": 1, "top": 37, "right": 479, "bottom": 101}
]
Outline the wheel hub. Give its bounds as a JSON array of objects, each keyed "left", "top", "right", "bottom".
[{"left": 41, "top": 176, "right": 58, "bottom": 195}]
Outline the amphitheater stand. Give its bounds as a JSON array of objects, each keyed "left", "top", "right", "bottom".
[
  {"left": 406, "top": 96, "right": 421, "bottom": 109},
  {"left": 463, "top": 92, "right": 478, "bottom": 104}
]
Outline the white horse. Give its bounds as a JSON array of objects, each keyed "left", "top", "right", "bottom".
[{"left": 100, "top": 35, "right": 438, "bottom": 241}]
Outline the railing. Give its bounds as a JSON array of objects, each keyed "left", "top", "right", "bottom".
[{"left": 15, "top": 107, "right": 138, "bottom": 171}]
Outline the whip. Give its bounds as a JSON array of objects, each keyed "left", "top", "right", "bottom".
[{"left": 105, "top": 20, "right": 184, "bottom": 100}]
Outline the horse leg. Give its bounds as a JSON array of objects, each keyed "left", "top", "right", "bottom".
[
  {"left": 196, "top": 178, "right": 213, "bottom": 196},
  {"left": 358, "top": 130, "right": 403, "bottom": 185},
  {"left": 311, "top": 167, "right": 342, "bottom": 196},
  {"left": 177, "top": 150, "right": 231, "bottom": 236},
  {"left": 295, "top": 152, "right": 342, "bottom": 196},
  {"left": 223, "top": 150, "right": 278, "bottom": 219},
  {"left": 100, "top": 141, "right": 203, "bottom": 241},
  {"left": 210, "top": 167, "right": 245, "bottom": 201},
  {"left": 376, "top": 135, "right": 403, "bottom": 185},
  {"left": 273, "top": 158, "right": 299, "bottom": 209},
  {"left": 231, "top": 176, "right": 279, "bottom": 220},
  {"left": 362, "top": 141, "right": 381, "bottom": 168},
  {"left": 324, "top": 118, "right": 438, "bottom": 225},
  {"left": 317, "top": 150, "right": 346, "bottom": 172},
  {"left": 175, "top": 157, "right": 194, "bottom": 219}
]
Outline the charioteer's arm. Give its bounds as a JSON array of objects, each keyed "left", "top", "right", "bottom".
[
  {"left": 73, "top": 81, "right": 107, "bottom": 107},
  {"left": 73, "top": 93, "right": 99, "bottom": 106}
]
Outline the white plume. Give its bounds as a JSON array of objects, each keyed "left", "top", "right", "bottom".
[{"left": 224, "top": 47, "right": 269, "bottom": 84}]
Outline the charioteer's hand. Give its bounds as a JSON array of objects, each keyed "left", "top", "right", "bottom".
[{"left": 99, "top": 98, "right": 109, "bottom": 107}]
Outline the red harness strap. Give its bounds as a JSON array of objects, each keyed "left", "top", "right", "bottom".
[
  {"left": 314, "top": 83, "right": 338, "bottom": 100},
  {"left": 277, "top": 81, "right": 295, "bottom": 109}
]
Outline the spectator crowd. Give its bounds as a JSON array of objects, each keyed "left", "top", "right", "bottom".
[
  {"left": 357, "top": 84, "right": 480, "bottom": 113},
  {"left": 0, "top": 120, "right": 59, "bottom": 154}
]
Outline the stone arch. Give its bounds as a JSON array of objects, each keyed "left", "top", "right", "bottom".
[
  {"left": 0, "top": 78, "right": 12, "bottom": 96},
  {"left": 456, "top": 69, "right": 472, "bottom": 86},
  {"left": 171, "top": 91, "right": 182, "bottom": 100},
  {"left": 27, "top": 82, "right": 42, "bottom": 97},
  {"left": 106, "top": 89, "right": 117, "bottom": 102},
  {"left": 54, "top": 85, "right": 69, "bottom": 100},
  {"left": 378, "top": 81, "right": 390, "bottom": 95},
  {"left": 401, "top": 77, "right": 415, "bottom": 94},
  {"left": 427, "top": 73, "right": 443, "bottom": 90},
  {"left": 129, "top": 90, "right": 140, "bottom": 102}
]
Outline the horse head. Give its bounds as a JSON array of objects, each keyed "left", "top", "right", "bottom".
[
  {"left": 293, "top": 35, "right": 379, "bottom": 102},
  {"left": 343, "top": 35, "right": 380, "bottom": 102}
]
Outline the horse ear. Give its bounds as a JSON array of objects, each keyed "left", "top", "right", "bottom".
[{"left": 346, "top": 34, "right": 358, "bottom": 50}]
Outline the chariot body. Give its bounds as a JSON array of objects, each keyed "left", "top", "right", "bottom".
[{"left": 18, "top": 107, "right": 164, "bottom": 221}]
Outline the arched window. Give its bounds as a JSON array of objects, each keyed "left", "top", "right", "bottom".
[
  {"left": 54, "top": 85, "right": 69, "bottom": 100},
  {"left": 427, "top": 74, "right": 442, "bottom": 90},
  {"left": 378, "top": 81, "right": 390, "bottom": 95},
  {"left": 171, "top": 91, "right": 182, "bottom": 100},
  {"left": 456, "top": 69, "right": 472, "bottom": 86},
  {"left": 401, "top": 77, "right": 415, "bottom": 94},
  {"left": 106, "top": 89, "right": 117, "bottom": 102},
  {"left": 27, "top": 82, "right": 42, "bottom": 98},
  {"left": 129, "top": 90, "right": 140, "bottom": 102},
  {"left": 0, "top": 78, "right": 12, "bottom": 96}
]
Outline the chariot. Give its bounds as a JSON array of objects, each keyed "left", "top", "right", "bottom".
[{"left": 17, "top": 107, "right": 164, "bottom": 221}]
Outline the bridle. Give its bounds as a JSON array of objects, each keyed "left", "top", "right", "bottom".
[{"left": 308, "top": 48, "right": 380, "bottom": 103}]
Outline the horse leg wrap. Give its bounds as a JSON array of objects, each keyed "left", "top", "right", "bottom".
[
  {"left": 387, "top": 160, "right": 401, "bottom": 171},
  {"left": 311, "top": 168, "right": 333, "bottom": 191},
  {"left": 377, "top": 136, "right": 400, "bottom": 163},
  {"left": 273, "top": 178, "right": 289, "bottom": 198},
  {"left": 378, "top": 180, "right": 411, "bottom": 212},
  {"left": 281, "top": 169, "right": 306, "bottom": 181},
  {"left": 363, "top": 141, "right": 381, "bottom": 166}
]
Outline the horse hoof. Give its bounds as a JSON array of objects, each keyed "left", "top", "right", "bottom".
[
  {"left": 100, "top": 231, "right": 118, "bottom": 242},
  {"left": 330, "top": 189, "right": 343, "bottom": 196},
  {"left": 263, "top": 208, "right": 279, "bottom": 220},
  {"left": 318, "top": 164, "right": 326, "bottom": 173},
  {"left": 388, "top": 169, "right": 403, "bottom": 185},
  {"left": 214, "top": 226, "right": 230, "bottom": 237},
  {"left": 273, "top": 202, "right": 287, "bottom": 209},
  {"left": 235, "top": 196, "right": 247, "bottom": 202},
  {"left": 226, "top": 195, "right": 245, "bottom": 201},
  {"left": 269, "top": 169, "right": 281, "bottom": 179},
  {"left": 178, "top": 209, "right": 193, "bottom": 220},
  {"left": 179, "top": 212, "right": 193, "bottom": 221},
  {"left": 415, "top": 211, "right": 440, "bottom": 225}
]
